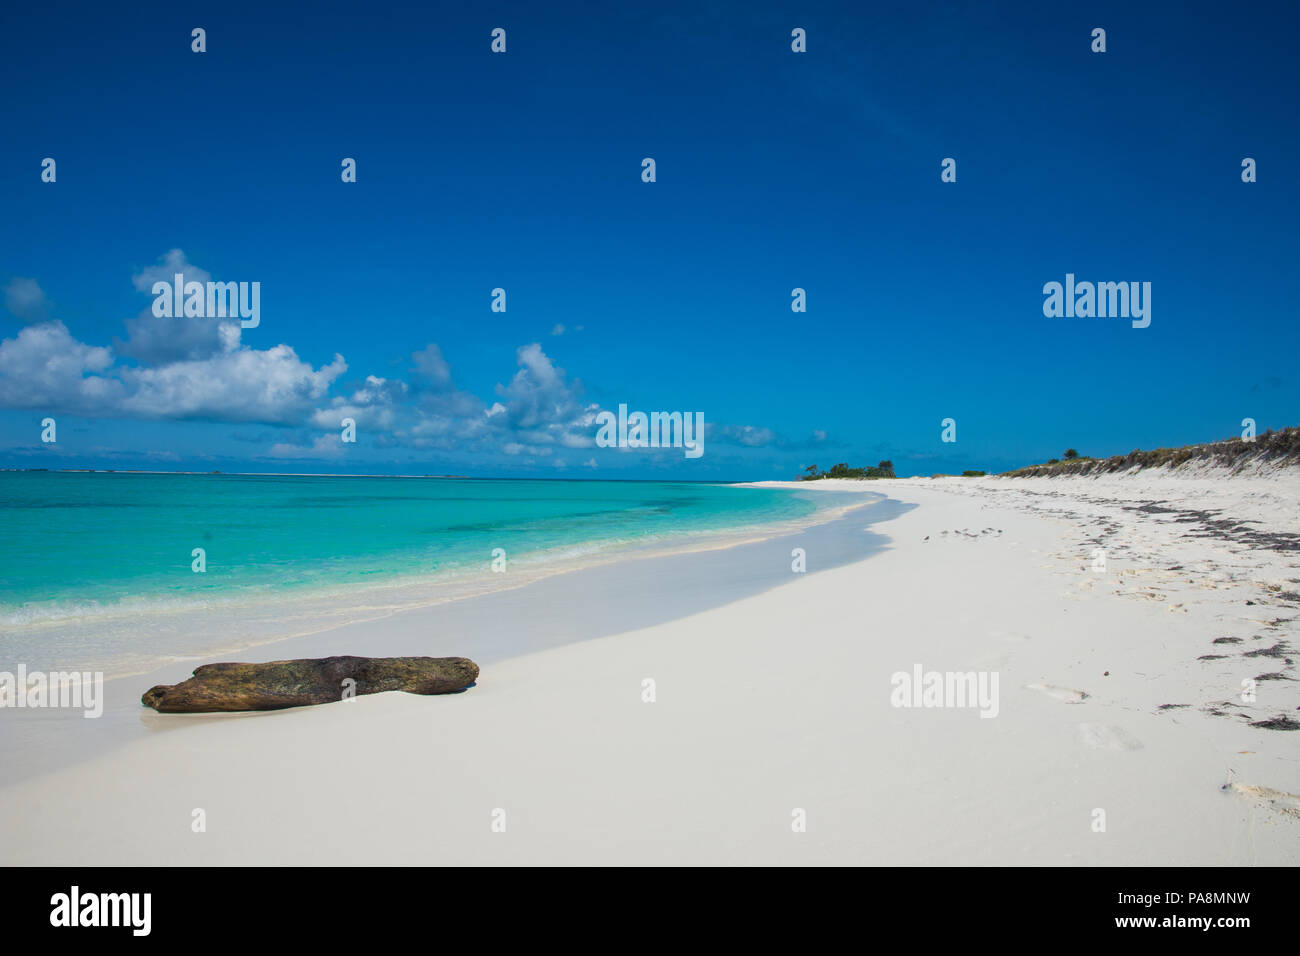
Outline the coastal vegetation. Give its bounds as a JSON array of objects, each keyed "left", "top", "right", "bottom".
[
  {"left": 801, "top": 461, "right": 896, "bottom": 480},
  {"left": 1004, "top": 427, "right": 1300, "bottom": 477}
]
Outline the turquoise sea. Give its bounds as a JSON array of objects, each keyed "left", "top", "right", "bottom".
[{"left": 0, "top": 473, "right": 842, "bottom": 676}]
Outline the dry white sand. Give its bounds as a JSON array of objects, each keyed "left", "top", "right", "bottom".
[{"left": 2, "top": 470, "right": 1297, "bottom": 865}]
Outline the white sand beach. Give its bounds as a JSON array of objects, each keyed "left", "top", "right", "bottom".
[{"left": 2, "top": 469, "right": 1297, "bottom": 865}]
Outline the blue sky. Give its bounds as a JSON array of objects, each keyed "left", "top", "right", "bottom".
[{"left": 1, "top": 0, "right": 1296, "bottom": 478}]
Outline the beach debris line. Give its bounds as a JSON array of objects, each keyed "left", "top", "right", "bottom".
[{"left": 141, "top": 655, "right": 479, "bottom": 713}]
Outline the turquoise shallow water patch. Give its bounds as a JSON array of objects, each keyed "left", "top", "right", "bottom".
[{"left": 0, "top": 473, "right": 838, "bottom": 674}]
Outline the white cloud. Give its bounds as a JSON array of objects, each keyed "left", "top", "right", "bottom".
[
  {"left": 118, "top": 251, "right": 238, "bottom": 364},
  {"left": 131, "top": 249, "right": 211, "bottom": 292},
  {"left": 120, "top": 346, "right": 346, "bottom": 424},
  {"left": 411, "top": 344, "right": 451, "bottom": 388},
  {"left": 0, "top": 256, "right": 801, "bottom": 469},
  {"left": 4, "top": 277, "right": 49, "bottom": 322},
  {"left": 266, "top": 433, "right": 344, "bottom": 460},
  {"left": 493, "top": 343, "right": 592, "bottom": 450},
  {"left": 0, "top": 321, "right": 122, "bottom": 413},
  {"left": 0, "top": 252, "right": 344, "bottom": 427},
  {"left": 718, "top": 424, "right": 777, "bottom": 447},
  {"left": 310, "top": 375, "right": 408, "bottom": 431},
  {"left": 117, "top": 312, "right": 242, "bottom": 365}
]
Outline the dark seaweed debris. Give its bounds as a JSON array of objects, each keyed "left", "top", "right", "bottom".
[{"left": 1249, "top": 715, "right": 1300, "bottom": 731}]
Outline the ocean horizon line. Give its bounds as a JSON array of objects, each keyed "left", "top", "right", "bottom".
[{"left": 1, "top": 468, "right": 781, "bottom": 484}]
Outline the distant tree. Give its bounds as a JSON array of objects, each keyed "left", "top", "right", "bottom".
[
  {"left": 1047, "top": 458, "right": 1060, "bottom": 464},
  {"left": 1063, "top": 449, "right": 1079, "bottom": 460},
  {"left": 804, "top": 459, "right": 899, "bottom": 480}
]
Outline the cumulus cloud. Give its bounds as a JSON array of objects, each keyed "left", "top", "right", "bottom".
[
  {"left": 0, "top": 252, "right": 344, "bottom": 427},
  {"left": 121, "top": 346, "right": 346, "bottom": 424},
  {"left": 407, "top": 388, "right": 492, "bottom": 447},
  {"left": 131, "top": 249, "right": 210, "bottom": 293},
  {"left": 0, "top": 321, "right": 122, "bottom": 413},
  {"left": 310, "top": 375, "right": 408, "bottom": 431},
  {"left": 0, "top": 256, "right": 798, "bottom": 468},
  {"left": 4, "top": 278, "right": 50, "bottom": 322},
  {"left": 117, "top": 311, "right": 241, "bottom": 365},
  {"left": 492, "top": 343, "right": 595, "bottom": 451},
  {"left": 411, "top": 344, "right": 452, "bottom": 388},
  {"left": 117, "top": 250, "right": 239, "bottom": 364}
]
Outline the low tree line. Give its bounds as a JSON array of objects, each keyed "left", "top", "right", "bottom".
[{"left": 801, "top": 461, "right": 896, "bottom": 480}]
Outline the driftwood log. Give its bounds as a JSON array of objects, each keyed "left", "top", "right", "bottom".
[{"left": 141, "top": 655, "right": 479, "bottom": 713}]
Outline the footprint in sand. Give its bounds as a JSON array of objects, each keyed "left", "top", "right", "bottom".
[
  {"left": 1222, "top": 782, "right": 1300, "bottom": 819},
  {"left": 1026, "top": 682, "right": 1089, "bottom": 703},
  {"left": 1077, "top": 723, "right": 1144, "bottom": 751}
]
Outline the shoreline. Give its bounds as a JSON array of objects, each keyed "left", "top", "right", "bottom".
[
  {"left": 0, "top": 485, "right": 902, "bottom": 786},
  {"left": 2, "top": 471, "right": 1297, "bottom": 865},
  {"left": 2, "top": 482, "right": 873, "bottom": 682}
]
